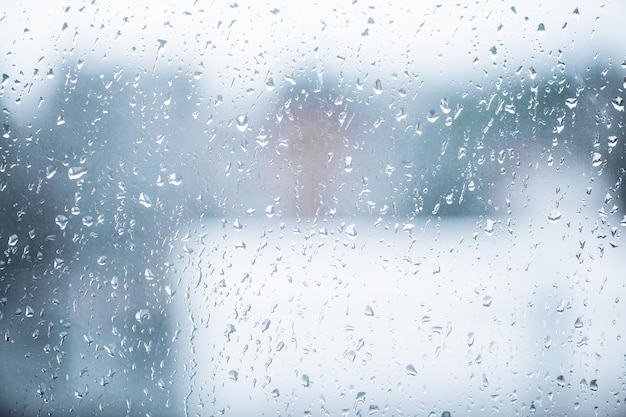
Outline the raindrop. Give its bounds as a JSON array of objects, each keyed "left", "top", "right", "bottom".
[
  {"left": 25, "top": 306, "right": 34, "bottom": 318},
  {"left": 482, "top": 295, "right": 493, "bottom": 307},
  {"left": 405, "top": 364, "right": 417, "bottom": 376},
  {"left": 574, "top": 316, "right": 584, "bottom": 328},
  {"left": 265, "top": 77, "right": 275, "bottom": 91},
  {"left": 139, "top": 192, "right": 152, "bottom": 208},
  {"left": 236, "top": 114, "right": 249, "bottom": 132},
  {"left": 265, "top": 205, "right": 275, "bottom": 218},
  {"left": 484, "top": 219, "right": 495, "bottom": 236},
  {"left": 440, "top": 98, "right": 451, "bottom": 114},
  {"left": 168, "top": 173, "right": 182, "bottom": 185},
  {"left": 544, "top": 336, "right": 552, "bottom": 349},
  {"left": 228, "top": 370, "right": 239, "bottom": 381},
  {"left": 589, "top": 379, "right": 598, "bottom": 391},
  {"left": 7, "top": 234, "right": 18, "bottom": 247},
  {"left": 364, "top": 305, "right": 374, "bottom": 316},
  {"left": 611, "top": 96, "right": 624, "bottom": 111},
  {"left": 301, "top": 374, "right": 310, "bottom": 387},
  {"left": 45, "top": 165, "right": 57, "bottom": 179},
  {"left": 467, "top": 332, "right": 475, "bottom": 346},
  {"left": 345, "top": 224, "right": 357, "bottom": 239},
  {"left": 68, "top": 166, "right": 88, "bottom": 180},
  {"left": 53, "top": 258, "right": 64, "bottom": 269},
  {"left": 373, "top": 79, "right": 383, "bottom": 95},
  {"left": 427, "top": 110, "right": 440, "bottom": 123},
  {"left": 56, "top": 115, "right": 65, "bottom": 125},
  {"left": 135, "top": 308, "right": 151, "bottom": 324},
  {"left": 489, "top": 46, "right": 497, "bottom": 60},
  {"left": 547, "top": 208, "right": 562, "bottom": 223},
  {"left": 260, "top": 319, "right": 271, "bottom": 332},
  {"left": 591, "top": 152, "right": 603, "bottom": 167},
  {"left": 344, "top": 156, "right": 353, "bottom": 173},
  {"left": 608, "top": 135, "right": 618, "bottom": 148},
  {"left": 144, "top": 268, "right": 156, "bottom": 280},
  {"left": 55, "top": 215, "right": 69, "bottom": 230},
  {"left": 232, "top": 219, "right": 243, "bottom": 231},
  {"left": 556, "top": 375, "right": 566, "bottom": 387},
  {"left": 537, "top": 23, "right": 546, "bottom": 31},
  {"left": 565, "top": 97, "right": 577, "bottom": 109}
]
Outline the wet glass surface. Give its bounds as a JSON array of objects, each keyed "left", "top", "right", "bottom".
[{"left": 1, "top": 1, "right": 625, "bottom": 416}]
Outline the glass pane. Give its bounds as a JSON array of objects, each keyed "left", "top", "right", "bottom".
[{"left": 1, "top": 2, "right": 624, "bottom": 416}]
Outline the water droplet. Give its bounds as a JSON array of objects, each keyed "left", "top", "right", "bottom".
[
  {"left": 556, "top": 375, "right": 566, "bottom": 387},
  {"left": 232, "top": 219, "right": 243, "bottom": 231},
  {"left": 25, "top": 305, "right": 34, "bottom": 318},
  {"left": 548, "top": 208, "right": 562, "bottom": 223},
  {"left": 574, "top": 316, "right": 584, "bottom": 328},
  {"left": 484, "top": 219, "right": 495, "bottom": 236},
  {"left": 489, "top": 45, "right": 498, "bottom": 60},
  {"left": 7, "top": 234, "right": 18, "bottom": 247},
  {"left": 565, "top": 97, "right": 577, "bottom": 109},
  {"left": 301, "top": 374, "right": 310, "bottom": 387},
  {"left": 55, "top": 214, "right": 69, "bottom": 230},
  {"left": 427, "top": 109, "right": 440, "bottom": 123},
  {"left": 405, "top": 364, "right": 417, "bottom": 376},
  {"left": 592, "top": 152, "right": 603, "bottom": 167},
  {"left": 139, "top": 192, "right": 152, "bottom": 208},
  {"left": 265, "top": 205, "right": 275, "bottom": 218},
  {"left": 345, "top": 223, "right": 357, "bottom": 239},
  {"left": 589, "top": 379, "right": 598, "bottom": 391},
  {"left": 537, "top": 22, "right": 546, "bottom": 32},
  {"left": 265, "top": 77, "right": 275, "bottom": 91},
  {"left": 440, "top": 98, "right": 451, "bottom": 114},
  {"left": 442, "top": 412, "right": 451, "bottom": 417},
  {"left": 228, "top": 370, "right": 239, "bottom": 381},
  {"left": 364, "top": 305, "right": 374, "bottom": 316},
  {"left": 45, "top": 165, "right": 57, "bottom": 179},
  {"left": 68, "top": 166, "right": 87, "bottom": 180},
  {"left": 467, "top": 332, "right": 475, "bottom": 346},
  {"left": 236, "top": 114, "right": 249, "bottom": 132},
  {"left": 482, "top": 295, "right": 493, "bottom": 307},
  {"left": 261, "top": 319, "right": 271, "bottom": 332},
  {"left": 168, "top": 173, "right": 182, "bottom": 185},
  {"left": 144, "top": 268, "right": 155, "bottom": 280},
  {"left": 611, "top": 96, "right": 624, "bottom": 112},
  {"left": 135, "top": 308, "right": 151, "bottom": 324},
  {"left": 53, "top": 258, "right": 64, "bottom": 269},
  {"left": 56, "top": 115, "right": 65, "bottom": 125},
  {"left": 544, "top": 336, "right": 552, "bottom": 349},
  {"left": 608, "top": 135, "right": 618, "bottom": 148},
  {"left": 344, "top": 156, "right": 353, "bottom": 173},
  {"left": 373, "top": 79, "right": 383, "bottom": 95}
]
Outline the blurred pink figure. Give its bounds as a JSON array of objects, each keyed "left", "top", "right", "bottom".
[{"left": 272, "top": 96, "right": 351, "bottom": 218}]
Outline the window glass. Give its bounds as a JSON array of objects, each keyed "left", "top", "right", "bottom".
[{"left": 1, "top": 1, "right": 625, "bottom": 416}]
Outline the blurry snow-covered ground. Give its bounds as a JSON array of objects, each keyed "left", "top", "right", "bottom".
[{"left": 171, "top": 187, "right": 625, "bottom": 416}]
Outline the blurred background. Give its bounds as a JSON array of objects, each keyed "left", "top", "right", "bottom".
[{"left": 0, "top": 1, "right": 625, "bottom": 416}]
